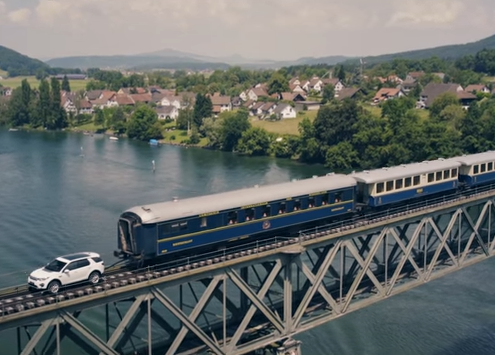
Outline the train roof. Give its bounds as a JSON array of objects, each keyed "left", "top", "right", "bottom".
[
  {"left": 124, "top": 174, "right": 357, "bottom": 224},
  {"left": 452, "top": 151, "right": 495, "bottom": 166},
  {"left": 351, "top": 159, "right": 461, "bottom": 184}
]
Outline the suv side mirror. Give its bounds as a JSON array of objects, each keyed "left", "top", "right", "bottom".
[{"left": 64, "top": 269, "right": 70, "bottom": 273}]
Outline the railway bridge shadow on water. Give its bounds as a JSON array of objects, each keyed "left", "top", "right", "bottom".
[{"left": 2, "top": 189, "right": 495, "bottom": 355}]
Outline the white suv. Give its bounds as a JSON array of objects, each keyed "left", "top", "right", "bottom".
[{"left": 28, "top": 252, "right": 105, "bottom": 293}]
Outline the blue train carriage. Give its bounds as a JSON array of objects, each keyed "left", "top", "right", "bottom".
[
  {"left": 453, "top": 151, "right": 495, "bottom": 187},
  {"left": 116, "top": 174, "right": 357, "bottom": 260},
  {"left": 351, "top": 159, "right": 461, "bottom": 208}
]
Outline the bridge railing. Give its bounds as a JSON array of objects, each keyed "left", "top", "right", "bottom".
[{"left": 298, "top": 183, "right": 495, "bottom": 238}]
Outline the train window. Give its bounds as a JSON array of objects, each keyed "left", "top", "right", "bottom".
[
  {"left": 474, "top": 165, "right": 479, "bottom": 174},
  {"left": 321, "top": 194, "right": 328, "bottom": 205},
  {"left": 179, "top": 222, "right": 187, "bottom": 231},
  {"left": 413, "top": 176, "right": 420, "bottom": 186},
  {"left": 245, "top": 208, "right": 255, "bottom": 221},
  {"left": 386, "top": 181, "right": 393, "bottom": 192},
  {"left": 443, "top": 170, "right": 450, "bottom": 179},
  {"left": 405, "top": 177, "right": 412, "bottom": 187},
  {"left": 489, "top": 162, "right": 493, "bottom": 171},
  {"left": 278, "top": 202, "right": 286, "bottom": 214},
  {"left": 159, "top": 224, "right": 171, "bottom": 235},
  {"left": 170, "top": 223, "right": 180, "bottom": 233},
  {"left": 481, "top": 163, "right": 486, "bottom": 173},
  {"left": 428, "top": 173, "right": 434, "bottom": 183},
  {"left": 262, "top": 205, "right": 271, "bottom": 217},
  {"left": 294, "top": 200, "right": 301, "bottom": 211},
  {"left": 201, "top": 217, "right": 207, "bottom": 228},
  {"left": 395, "top": 179, "right": 403, "bottom": 189},
  {"left": 334, "top": 192, "right": 342, "bottom": 203},
  {"left": 308, "top": 197, "right": 315, "bottom": 208},
  {"left": 436, "top": 171, "right": 442, "bottom": 181},
  {"left": 451, "top": 168, "right": 458, "bottom": 177},
  {"left": 227, "top": 211, "right": 237, "bottom": 224},
  {"left": 376, "top": 183, "right": 384, "bottom": 193}
]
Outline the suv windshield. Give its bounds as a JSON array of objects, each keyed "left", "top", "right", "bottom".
[{"left": 44, "top": 259, "right": 67, "bottom": 272}]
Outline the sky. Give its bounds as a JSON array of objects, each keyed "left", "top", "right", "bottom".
[{"left": 0, "top": 0, "right": 494, "bottom": 61}]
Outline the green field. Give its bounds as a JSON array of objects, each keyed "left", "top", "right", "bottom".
[
  {"left": 0, "top": 76, "right": 88, "bottom": 91},
  {"left": 0, "top": 69, "right": 7, "bottom": 77},
  {"left": 251, "top": 110, "right": 318, "bottom": 136}
]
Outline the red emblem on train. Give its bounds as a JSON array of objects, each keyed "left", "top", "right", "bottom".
[{"left": 262, "top": 221, "right": 271, "bottom": 230}]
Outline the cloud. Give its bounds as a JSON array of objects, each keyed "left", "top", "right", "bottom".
[
  {"left": 387, "top": 0, "right": 464, "bottom": 27},
  {"left": 8, "top": 7, "right": 31, "bottom": 24}
]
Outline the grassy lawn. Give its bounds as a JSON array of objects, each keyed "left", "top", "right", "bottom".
[
  {"left": 0, "top": 69, "right": 7, "bottom": 77},
  {"left": 0, "top": 76, "right": 88, "bottom": 91},
  {"left": 361, "top": 102, "right": 430, "bottom": 121},
  {"left": 251, "top": 110, "right": 318, "bottom": 136}
]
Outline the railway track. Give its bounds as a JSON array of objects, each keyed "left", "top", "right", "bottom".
[{"left": 0, "top": 187, "right": 492, "bottom": 319}]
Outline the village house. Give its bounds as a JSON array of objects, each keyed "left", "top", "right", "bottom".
[
  {"left": 155, "top": 106, "right": 179, "bottom": 120},
  {"left": 90, "top": 91, "right": 118, "bottom": 109},
  {"left": 231, "top": 96, "right": 242, "bottom": 107},
  {"left": 115, "top": 94, "right": 135, "bottom": 106},
  {"left": 78, "top": 98, "right": 94, "bottom": 114},
  {"left": 129, "top": 93, "right": 152, "bottom": 104},
  {"left": 0, "top": 87, "right": 12, "bottom": 96},
  {"left": 336, "top": 88, "right": 364, "bottom": 100},
  {"left": 456, "top": 91, "right": 478, "bottom": 109},
  {"left": 372, "top": 88, "right": 405, "bottom": 104},
  {"left": 244, "top": 87, "right": 269, "bottom": 101},
  {"left": 158, "top": 95, "right": 182, "bottom": 109},
  {"left": 259, "top": 102, "right": 277, "bottom": 117},
  {"left": 85, "top": 90, "right": 103, "bottom": 101},
  {"left": 272, "top": 92, "right": 306, "bottom": 102},
  {"left": 289, "top": 83, "right": 305, "bottom": 94},
  {"left": 242, "top": 99, "right": 255, "bottom": 109},
  {"left": 118, "top": 87, "right": 148, "bottom": 95},
  {"left": 322, "top": 78, "right": 345, "bottom": 92},
  {"left": 464, "top": 84, "right": 490, "bottom": 94},
  {"left": 273, "top": 103, "right": 296, "bottom": 119},
  {"left": 406, "top": 71, "right": 425, "bottom": 82},
  {"left": 418, "top": 83, "right": 464, "bottom": 108},
  {"left": 399, "top": 81, "right": 418, "bottom": 93},
  {"left": 249, "top": 101, "right": 265, "bottom": 116},
  {"left": 209, "top": 93, "right": 232, "bottom": 114},
  {"left": 61, "top": 91, "right": 77, "bottom": 113},
  {"left": 289, "top": 78, "right": 301, "bottom": 86}
]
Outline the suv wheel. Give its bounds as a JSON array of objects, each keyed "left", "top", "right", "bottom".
[
  {"left": 89, "top": 271, "right": 101, "bottom": 284},
  {"left": 47, "top": 280, "right": 61, "bottom": 294}
]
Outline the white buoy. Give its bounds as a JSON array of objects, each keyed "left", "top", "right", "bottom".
[{"left": 152, "top": 160, "right": 155, "bottom": 172}]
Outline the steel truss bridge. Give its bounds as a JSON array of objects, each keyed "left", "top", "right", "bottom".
[{"left": 2, "top": 190, "right": 495, "bottom": 355}]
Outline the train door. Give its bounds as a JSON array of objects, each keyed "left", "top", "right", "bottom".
[{"left": 119, "top": 216, "right": 137, "bottom": 255}]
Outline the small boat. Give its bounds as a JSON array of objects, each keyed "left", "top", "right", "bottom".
[
  {"left": 8, "top": 128, "right": 18, "bottom": 132},
  {"left": 109, "top": 136, "right": 119, "bottom": 141},
  {"left": 149, "top": 139, "right": 159, "bottom": 146}
]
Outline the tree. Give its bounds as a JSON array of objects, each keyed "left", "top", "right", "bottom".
[
  {"left": 429, "top": 92, "right": 460, "bottom": 119},
  {"left": 49, "top": 77, "right": 68, "bottom": 129},
  {"left": 176, "top": 108, "right": 193, "bottom": 131},
  {"left": 267, "top": 72, "right": 289, "bottom": 95},
  {"left": 193, "top": 93, "right": 213, "bottom": 128},
  {"left": 34, "top": 79, "right": 51, "bottom": 128},
  {"left": 336, "top": 65, "right": 346, "bottom": 82},
  {"left": 219, "top": 109, "right": 251, "bottom": 151},
  {"left": 7, "top": 79, "right": 33, "bottom": 127},
  {"left": 94, "top": 108, "right": 105, "bottom": 126},
  {"left": 127, "top": 105, "right": 161, "bottom": 141},
  {"left": 237, "top": 127, "right": 272, "bottom": 156},
  {"left": 61, "top": 75, "right": 71, "bottom": 92},
  {"left": 320, "top": 84, "right": 335, "bottom": 104}
]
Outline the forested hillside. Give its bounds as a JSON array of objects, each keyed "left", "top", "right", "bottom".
[{"left": 0, "top": 45, "right": 50, "bottom": 77}]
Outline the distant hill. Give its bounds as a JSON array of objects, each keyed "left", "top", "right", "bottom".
[
  {"left": 351, "top": 33, "right": 495, "bottom": 65},
  {"left": 45, "top": 54, "right": 231, "bottom": 70},
  {"left": 0, "top": 45, "right": 50, "bottom": 77}
]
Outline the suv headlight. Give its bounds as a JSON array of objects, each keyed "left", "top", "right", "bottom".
[{"left": 37, "top": 277, "right": 49, "bottom": 281}]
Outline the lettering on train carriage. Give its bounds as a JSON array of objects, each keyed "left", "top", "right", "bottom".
[
  {"left": 199, "top": 211, "right": 219, "bottom": 217},
  {"left": 241, "top": 202, "right": 268, "bottom": 209}
]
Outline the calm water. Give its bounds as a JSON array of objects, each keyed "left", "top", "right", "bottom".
[{"left": 1, "top": 128, "right": 495, "bottom": 354}]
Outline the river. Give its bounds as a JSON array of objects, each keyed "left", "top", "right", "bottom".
[{"left": 1, "top": 128, "right": 495, "bottom": 355}]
